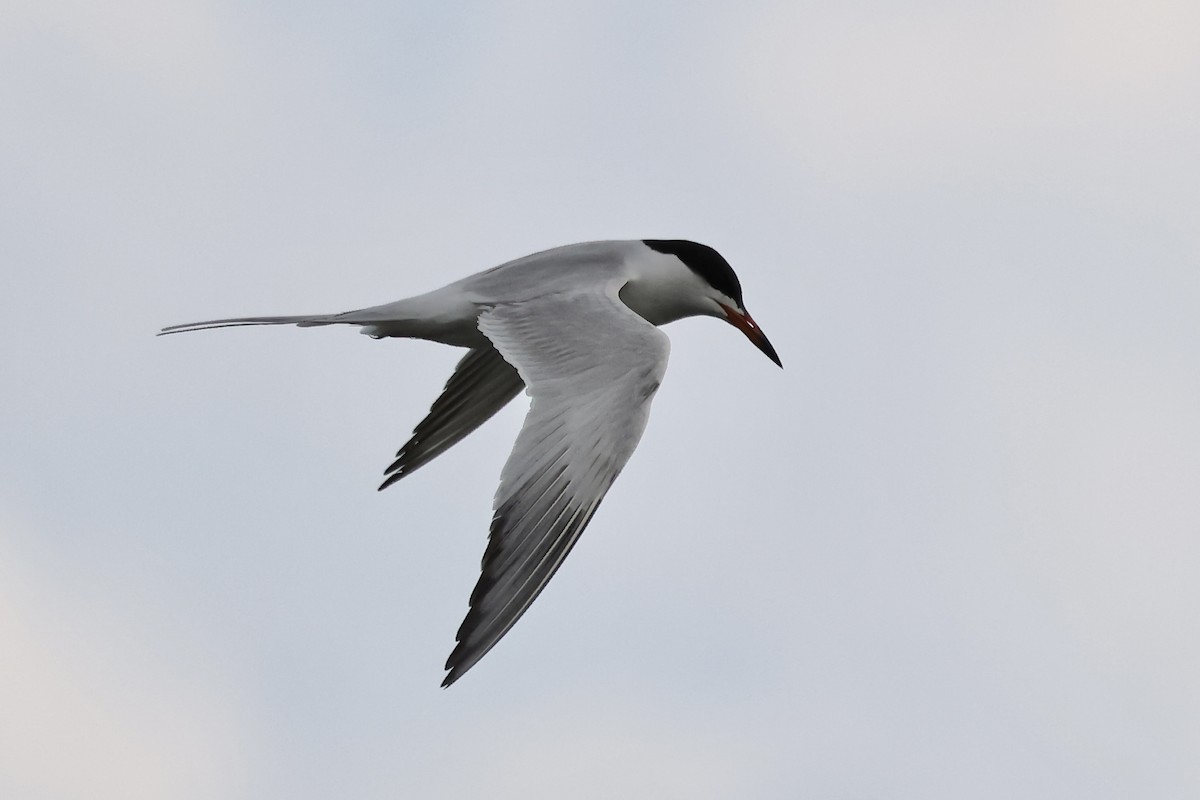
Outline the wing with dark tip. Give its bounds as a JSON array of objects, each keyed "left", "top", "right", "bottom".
[
  {"left": 442, "top": 285, "right": 670, "bottom": 686},
  {"left": 380, "top": 346, "right": 524, "bottom": 490}
]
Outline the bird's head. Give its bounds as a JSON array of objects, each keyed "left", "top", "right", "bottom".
[{"left": 642, "top": 239, "right": 782, "bottom": 368}]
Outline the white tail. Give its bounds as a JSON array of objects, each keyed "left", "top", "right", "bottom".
[
  {"left": 160, "top": 296, "right": 446, "bottom": 341},
  {"left": 157, "top": 314, "right": 346, "bottom": 336}
]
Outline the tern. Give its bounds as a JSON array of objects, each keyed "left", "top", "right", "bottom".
[{"left": 161, "top": 239, "right": 781, "bottom": 685}]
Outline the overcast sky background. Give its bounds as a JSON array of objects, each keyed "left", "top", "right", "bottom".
[{"left": 3, "top": 1, "right": 1198, "bottom": 798}]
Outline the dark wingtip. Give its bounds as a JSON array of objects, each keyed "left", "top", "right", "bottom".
[
  {"left": 378, "top": 466, "right": 408, "bottom": 491},
  {"left": 378, "top": 452, "right": 412, "bottom": 491},
  {"left": 442, "top": 644, "right": 468, "bottom": 687}
]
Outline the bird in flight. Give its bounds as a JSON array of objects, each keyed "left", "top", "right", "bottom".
[{"left": 161, "top": 239, "right": 781, "bottom": 685}]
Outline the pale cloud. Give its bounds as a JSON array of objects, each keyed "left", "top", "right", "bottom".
[
  {"left": 1051, "top": 0, "right": 1200, "bottom": 92},
  {"left": 732, "top": 2, "right": 1200, "bottom": 189},
  {"left": 996, "top": 343, "right": 1200, "bottom": 783},
  {"left": 5, "top": 0, "right": 231, "bottom": 90},
  {"left": 0, "top": 513, "right": 252, "bottom": 800},
  {"left": 429, "top": 694, "right": 759, "bottom": 800}
]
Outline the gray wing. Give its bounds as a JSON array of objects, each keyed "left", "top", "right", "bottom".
[
  {"left": 380, "top": 346, "right": 524, "bottom": 490},
  {"left": 442, "top": 284, "right": 670, "bottom": 686}
]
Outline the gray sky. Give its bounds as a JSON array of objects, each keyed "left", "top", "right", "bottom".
[{"left": 3, "top": 1, "right": 1198, "bottom": 797}]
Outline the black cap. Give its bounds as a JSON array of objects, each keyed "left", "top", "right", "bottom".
[{"left": 643, "top": 240, "right": 744, "bottom": 307}]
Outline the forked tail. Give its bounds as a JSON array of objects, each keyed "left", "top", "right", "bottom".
[{"left": 158, "top": 314, "right": 347, "bottom": 336}]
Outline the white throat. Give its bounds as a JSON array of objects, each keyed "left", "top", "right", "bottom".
[{"left": 618, "top": 247, "right": 719, "bottom": 327}]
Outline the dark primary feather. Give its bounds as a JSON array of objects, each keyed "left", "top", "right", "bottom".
[{"left": 380, "top": 346, "right": 524, "bottom": 490}]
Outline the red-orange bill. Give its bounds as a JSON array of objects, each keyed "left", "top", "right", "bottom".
[{"left": 720, "top": 303, "right": 782, "bottom": 368}]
